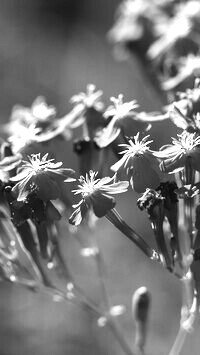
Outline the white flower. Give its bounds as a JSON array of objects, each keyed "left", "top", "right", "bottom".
[
  {"left": 69, "top": 171, "right": 128, "bottom": 225},
  {"left": 10, "top": 153, "right": 75, "bottom": 201},
  {"left": 111, "top": 133, "right": 160, "bottom": 192},
  {"left": 155, "top": 131, "right": 200, "bottom": 173}
]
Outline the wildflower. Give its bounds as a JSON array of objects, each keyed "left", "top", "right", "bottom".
[
  {"left": 69, "top": 84, "right": 106, "bottom": 139},
  {"left": 8, "top": 124, "right": 51, "bottom": 154},
  {"left": 155, "top": 131, "right": 200, "bottom": 174},
  {"left": 104, "top": 94, "right": 138, "bottom": 120},
  {"left": 96, "top": 95, "right": 152, "bottom": 148},
  {"left": 111, "top": 133, "right": 160, "bottom": 193},
  {"left": 70, "top": 84, "right": 104, "bottom": 112},
  {"left": 69, "top": 171, "right": 158, "bottom": 260},
  {"left": 10, "top": 96, "right": 56, "bottom": 128},
  {"left": 10, "top": 153, "right": 75, "bottom": 201},
  {"left": 69, "top": 171, "right": 128, "bottom": 225}
]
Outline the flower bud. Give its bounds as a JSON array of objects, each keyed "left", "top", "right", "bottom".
[{"left": 132, "top": 286, "right": 151, "bottom": 352}]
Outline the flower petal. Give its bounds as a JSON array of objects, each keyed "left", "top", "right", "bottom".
[
  {"left": 100, "top": 180, "right": 129, "bottom": 194},
  {"left": 110, "top": 154, "right": 128, "bottom": 172},
  {"left": 12, "top": 174, "right": 33, "bottom": 201},
  {"left": 10, "top": 168, "right": 33, "bottom": 182},
  {"left": 69, "top": 202, "right": 89, "bottom": 226},
  {"left": 95, "top": 117, "right": 120, "bottom": 148}
]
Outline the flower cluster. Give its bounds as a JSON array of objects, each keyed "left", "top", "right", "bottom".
[
  {"left": 1, "top": 77, "right": 200, "bottom": 355},
  {"left": 109, "top": 0, "right": 200, "bottom": 93}
]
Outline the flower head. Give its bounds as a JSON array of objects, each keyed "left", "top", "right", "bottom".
[
  {"left": 70, "top": 84, "right": 104, "bottom": 112},
  {"left": 8, "top": 125, "right": 43, "bottom": 154},
  {"left": 95, "top": 95, "right": 151, "bottom": 148},
  {"left": 10, "top": 97, "right": 56, "bottom": 128},
  {"left": 155, "top": 131, "right": 200, "bottom": 173},
  {"left": 111, "top": 133, "right": 160, "bottom": 192},
  {"left": 10, "top": 153, "right": 75, "bottom": 201},
  {"left": 69, "top": 84, "right": 106, "bottom": 139},
  {"left": 166, "top": 78, "right": 200, "bottom": 131},
  {"left": 69, "top": 170, "right": 129, "bottom": 225},
  {"left": 104, "top": 94, "right": 138, "bottom": 120}
]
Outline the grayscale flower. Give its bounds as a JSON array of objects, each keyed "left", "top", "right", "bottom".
[
  {"left": 10, "top": 96, "right": 56, "bottom": 127},
  {"left": 10, "top": 153, "right": 75, "bottom": 201},
  {"left": 95, "top": 95, "right": 152, "bottom": 148},
  {"left": 111, "top": 133, "right": 160, "bottom": 192},
  {"left": 69, "top": 171, "right": 129, "bottom": 225},
  {"left": 155, "top": 131, "right": 200, "bottom": 173}
]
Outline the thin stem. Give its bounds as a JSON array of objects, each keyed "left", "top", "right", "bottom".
[
  {"left": 53, "top": 222, "right": 104, "bottom": 314},
  {"left": 181, "top": 269, "right": 194, "bottom": 310},
  {"left": 92, "top": 233, "right": 134, "bottom": 355},
  {"left": 109, "top": 319, "right": 136, "bottom": 355},
  {"left": 106, "top": 208, "right": 160, "bottom": 262},
  {"left": 168, "top": 327, "right": 187, "bottom": 355},
  {"left": 92, "top": 233, "right": 110, "bottom": 309},
  {"left": 169, "top": 286, "right": 197, "bottom": 355}
]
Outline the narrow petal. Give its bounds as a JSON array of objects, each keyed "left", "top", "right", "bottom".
[
  {"left": 100, "top": 180, "right": 129, "bottom": 194},
  {"left": 160, "top": 155, "right": 186, "bottom": 174},
  {"left": 12, "top": 174, "right": 33, "bottom": 201},
  {"left": 110, "top": 154, "right": 128, "bottom": 172},
  {"left": 47, "top": 168, "right": 76, "bottom": 182},
  {"left": 10, "top": 168, "right": 33, "bottom": 182},
  {"left": 95, "top": 117, "right": 120, "bottom": 148},
  {"left": 69, "top": 202, "right": 89, "bottom": 226}
]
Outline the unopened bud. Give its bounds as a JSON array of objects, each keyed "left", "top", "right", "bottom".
[{"left": 132, "top": 286, "right": 151, "bottom": 352}]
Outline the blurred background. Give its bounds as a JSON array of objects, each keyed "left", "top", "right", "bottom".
[{"left": 0, "top": 1, "right": 199, "bottom": 354}]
